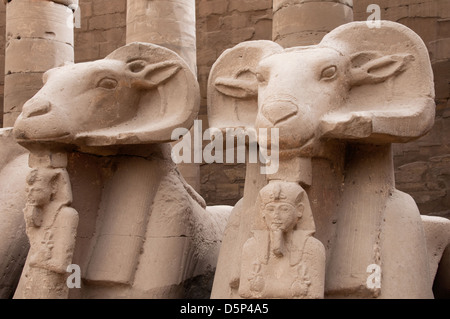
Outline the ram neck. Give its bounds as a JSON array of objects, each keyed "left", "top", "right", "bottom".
[
  {"left": 322, "top": 143, "right": 395, "bottom": 297},
  {"left": 66, "top": 150, "right": 168, "bottom": 286}
]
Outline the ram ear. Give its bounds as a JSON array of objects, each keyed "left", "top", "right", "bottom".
[
  {"left": 319, "top": 21, "right": 435, "bottom": 143},
  {"left": 349, "top": 51, "right": 415, "bottom": 86},
  {"left": 127, "top": 60, "right": 182, "bottom": 89},
  {"left": 207, "top": 41, "right": 283, "bottom": 132},
  {"left": 75, "top": 42, "right": 199, "bottom": 148}
]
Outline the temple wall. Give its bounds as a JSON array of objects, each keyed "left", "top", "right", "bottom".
[
  {"left": 74, "top": 0, "right": 126, "bottom": 62},
  {"left": 0, "top": 0, "right": 448, "bottom": 217}
]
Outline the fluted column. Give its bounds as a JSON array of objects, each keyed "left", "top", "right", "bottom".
[
  {"left": 273, "top": 0, "right": 353, "bottom": 47},
  {"left": 3, "top": 0, "right": 76, "bottom": 127}
]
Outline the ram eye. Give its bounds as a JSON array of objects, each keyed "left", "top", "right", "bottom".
[
  {"left": 97, "top": 78, "right": 118, "bottom": 89},
  {"left": 321, "top": 65, "right": 337, "bottom": 80}
]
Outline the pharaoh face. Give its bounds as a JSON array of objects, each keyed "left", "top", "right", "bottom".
[
  {"left": 263, "top": 201, "right": 302, "bottom": 232},
  {"left": 26, "top": 171, "right": 54, "bottom": 206}
]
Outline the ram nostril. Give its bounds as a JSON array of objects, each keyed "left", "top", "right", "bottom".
[
  {"left": 261, "top": 101, "right": 298, "bottom": 125},
  {"left": 23, "top": 102, "right": 52, "bottom": 119}
]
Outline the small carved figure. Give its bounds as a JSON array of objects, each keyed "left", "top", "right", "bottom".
[
  {"left": 24, "top": 166, "right": 78, "bottom": 274},
  {"left": 239, "top": 181, "right": 325, "bottom": 299},
  {"left": 19, "top": 154, "right": 79, "bottom": 299}
]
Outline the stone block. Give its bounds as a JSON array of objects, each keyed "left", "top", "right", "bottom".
[
  {"left": 74, "top": 32, "right": 101, "bottom": 62},
  {"left": 4, "top": 73, "right": 43, "bottom": 114},
  {"left": 273, "top": 1, "right": 353, "bottom": 45},
  {"left": 223, "top": 165, "right": 246, "bottom": 183},
  {"left": 429, "top": 155, "right": 450, "bottom": 175},
  {"left": 254, "top": 18, "right": 272, "bottom": 40},
  {"left": 230, "top": 27, "right": 255, "bottom": 43},
  {"left": 6, "top": 0, "right": 74, "bottom": 45},
  {"left": 89, "top": 12, "right": 126, "bottom": 31},
  {"left": 5, "top": 39, "right": 73, "bottom": 74},
  {"left": 221, "top": 12, "right": 249, "bottom": 30},
  {"left": 229, "top": 0, "right": 273, "bottom": 13},
  {"left": 126, "top": 0, "right": 196, "bottom": 72},
  {"left": 3, "top": 111, "right": 21, "bottom": 127},
  {"left": 396, "top": 17, "right": 438, "bottom": 46},
  {"left": 215, "top": 183, "right": 240, "bottom": 200},
  {"left": 28, "top": 152, "right": 68, "bottom": 169},
  {"left": 198, "top": 0, "right": 228, "bottom": 16},
  {"left": 92, "top": 0, "right": 126, "bottom": 15},
  {"left": 429, "top": 38, "right": 450, "bottom": 62},
  {"left": 78, "top": 1, "right": 92, "bottom": 18},
  {"left": 396, "top": 161, "right": 429, "bottom": 183},
  {"left": 274, "top": 0, "right": 353, "bottom": 13},
  {"left": 384, "top": 5, "right": 409, "bottom": 22},
  {"left": 432, "top": 59, "right": 450, "bottom": 100},
  {"left": 275, "top": 30, "right": 329, "bottom": 47}
]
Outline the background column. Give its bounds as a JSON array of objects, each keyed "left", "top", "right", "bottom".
[
  {"left": 272, "top": 0, "right": 353, "bottom": 47},
  {"left": 3, "top": 0, "right": 76, "bottom": 127}
]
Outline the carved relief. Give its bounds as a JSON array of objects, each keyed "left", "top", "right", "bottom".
[
  {"left": 239, "top": 181, "right": 325, "bottom": 299},
  {"left": 19, "top": 152, "right": 79, "bottom": 299},
  {"left": 209, "top": 21, "right": 446, "bottom": 299},
  {"left": 24, "top": 165, "right": 78, "bottom": 274}
]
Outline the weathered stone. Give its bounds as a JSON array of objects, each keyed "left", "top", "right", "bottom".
[
  {"left": 11, "top": 42, "right": 229, "bottom": 299},
  {"left": 396, "top": 161, "right": 429, "bottom": 183},
  {"left": 0, "top": 128, "right": 29, "bottom": 299},
  {"left": 274, "top": 0, "right": 353, "bottom": 12},
  {"left": 127, "top": 0, "right": 197, "bottom": 74},
  {"left": 239, "top": 181, "right": 325, "bottom": 299},
  {"left": 209, "top": 21, "right": 440, "bottom": 299},
  {"left": 6, "top": 0, "right": 74, "bottom": 45},
  {"left": 3, "top": 0, "right": 74, "bottom": 126},
  {"left": 273, "top": 1, "right": 353, "bottom": 46},
  {"left": 3, "top": 73, "right": 43, "bottom": 126},
  {"left": 92, "top": 0, "right": 125, "bottom": 15},
  {"left": 5, "top": 39, "right": 73, "bottom": 74},
  {"left": 52, "top": 0, "right": 79, "bottom": 6},
  {"left": 198, "top": 0, "right": 228, "bottom": 16},
  {"left": 88, "top": 12, "right": 126, "bottom": 31},
  {"left": 229, "top": 0, "right": 272, "bottom": 13}
]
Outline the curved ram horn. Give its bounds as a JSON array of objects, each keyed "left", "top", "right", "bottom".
[{"left": 319, "top": 21, "right": 435, "bottom": 143}]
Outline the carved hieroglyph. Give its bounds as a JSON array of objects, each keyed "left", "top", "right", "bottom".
[
  {"left": 209, "top": 21, "right": 448, "bottom": 298},
  {"left": 239, "top": 181, "right": 325, "bottom": 299},
  {"left": 12, "top": 42, "right": 228, "bottom": 299}
]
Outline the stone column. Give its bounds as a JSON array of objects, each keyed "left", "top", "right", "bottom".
[
  {"left": 3, "top": 0, "right": 76, "bottom": 127},
  {"left": 273, "top": 0, "right": 353, "bottom": 47},
  {"left": 126, "top": 0, "right": 200, "bottom": 191},
  {"left": 126, "top": 0, "right": 197, "bottom": 75}
]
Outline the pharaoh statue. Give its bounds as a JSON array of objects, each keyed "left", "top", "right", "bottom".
[
  {"left": 239, "top": 181, "right": 325, "bottom": 299},
  {"left": 21, "top": 153, "right": 78, "bottom": 299}
]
